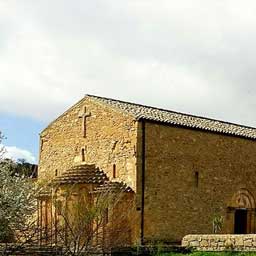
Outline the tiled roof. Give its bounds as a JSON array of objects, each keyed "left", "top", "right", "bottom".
[
  {"left": 88, "top": 95, "right": 256, "bottom": 140},
  {"left": 53, "top": 164, "right": 108, "bottom": 185},
  {"left": 92, "top": 181, "right": 133, "bottom": 194},
  {"left": 52, "top": 164, "right": 133, "bottom": 193}
]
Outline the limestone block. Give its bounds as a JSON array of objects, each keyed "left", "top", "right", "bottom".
[
  {"left": 182, "top": 240, "right": 189, "bottom": 247},
  {"left": 190, "top": 240, "right": 200, "bottom": 247},
  {"left": 244, "top": 239, "right": 252, "bottom": 247},
  {"left": 235, "top": 237, "right": 244, "bottom": 247},
  {"left": 210, "top": 242, "right": 218, "bottom": 248},
  {"left": 200, "top": 240, "right": 209, "bottom": 247},
  {"left": 219, "top": 237, "right": 225, "bottom": 242},
  {"left": 181, "top": 234, "right": 256, "bottom": 252},
  {"left": 224, "top": 238, "right": 234, "bottom": 249}
]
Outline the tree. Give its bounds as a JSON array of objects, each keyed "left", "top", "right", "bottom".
[
  {"left": 0, "top": 161, "right": 38, "bottom": 241},
  {"left": 0, "top": 133, "right": 43, "bottom": 255},
  {"left": 52, "top": 181, "right": 136, "bottom": 256},
  {"left": 0, "top": 132, "right": 5, "bottom": 159},
  {"left": 0, "top": 132, "right": 136, "bottom": 255}
]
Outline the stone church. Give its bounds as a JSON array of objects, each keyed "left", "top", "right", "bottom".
[{"left": 38, "top": 94, "right": 256, "bottom": 246}]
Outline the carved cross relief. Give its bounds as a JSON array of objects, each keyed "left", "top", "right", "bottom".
[{"left": 78, "top": 106, "right": 91, "bottom": 138}]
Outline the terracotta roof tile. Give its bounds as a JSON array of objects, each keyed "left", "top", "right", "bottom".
[
  {"left": 88, "top": 95, "right": 256, "bottom": 140},
  {"left": 92, "top": 181, "right": 133, "bottom": 193},
  {"left": 53, "top": 164, "right": 133, "bottom": 193},
  {"left": 53, "top": 164, "right": 108, "bottom": 185}
]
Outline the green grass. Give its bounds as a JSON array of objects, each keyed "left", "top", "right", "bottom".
[{"left": 159, "top": 253, "right": 256, "bottom": 256}]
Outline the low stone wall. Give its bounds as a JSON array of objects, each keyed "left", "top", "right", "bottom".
[{"left": 182, "top": 234, "right": 256, "bottom": 251}]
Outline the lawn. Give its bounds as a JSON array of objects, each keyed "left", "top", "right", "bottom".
[{"left": 160, "top": 253, "right": 256, "bottom": 256}]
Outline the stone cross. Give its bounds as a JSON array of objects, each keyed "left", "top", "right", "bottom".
[{"left": 78, "top": 106, "right": 91, "bottom": 138}]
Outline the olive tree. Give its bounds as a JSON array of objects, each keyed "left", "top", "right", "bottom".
[{"left": 0, "top": 133, "right": 43, "bottom": 255}]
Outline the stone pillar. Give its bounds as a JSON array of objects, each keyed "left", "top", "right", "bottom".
[
  {"left": 226, "top": 207, "right": 235, "bottom": 234},
  {"left": 249, "top": 209, "right": 256, "bottom": 233}
]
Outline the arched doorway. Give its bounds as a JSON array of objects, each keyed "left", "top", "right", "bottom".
[{"left": 227, "top": 189, "right": 256, "bottom": 234}]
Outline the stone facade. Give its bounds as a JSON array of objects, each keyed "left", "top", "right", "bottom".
[
  {"left": 139, "top": 121, "right": 256, "bottom": 243},
  {"left": 38, "top": 95, "right": 256, "bottom": 246},
  {"left": 38, "top": 97, "right": 139, "bottom": 247},
  {"left": 39, "top": 97, "right": 137, "bottom": 190},
  {"left": 182, "top": 234, "right": 256, "bottom": 251}
]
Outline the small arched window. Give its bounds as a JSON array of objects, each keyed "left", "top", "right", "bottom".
[{"left": 113, "top": 164, "right": 116, "bottom": 178}]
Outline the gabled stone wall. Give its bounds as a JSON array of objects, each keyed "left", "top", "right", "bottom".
[
  {"left": 38, "top": 97, "right": 140, "bottom": 245},
  {"left": 39, "top": 97, "right": 138, "bottom": 190}
]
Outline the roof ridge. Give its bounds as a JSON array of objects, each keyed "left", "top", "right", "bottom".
[{"left": 86, "top": 94, "right": 256, "bottom": 131}]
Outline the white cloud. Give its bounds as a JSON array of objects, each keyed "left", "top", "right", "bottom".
[
  {"left": 1, "top": 0, "right": 256, "bottom": 127},
  {"left": 3, "top": 145, "right": 36, "bottom": 164}
]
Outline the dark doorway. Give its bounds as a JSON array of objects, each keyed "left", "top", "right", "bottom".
[{"left": 234, "top": 209, "right": 247, "bottom": 234}]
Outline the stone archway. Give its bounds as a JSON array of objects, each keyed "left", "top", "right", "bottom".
[{"left": 227, "top": 189, "right": 256, "bottom": 234}]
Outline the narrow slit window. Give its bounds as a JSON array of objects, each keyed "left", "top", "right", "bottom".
[
  {"left": 195, "top": 171, "right": 199, "bottom": 188},
  {"left": 81, "top": 148, "right": 85, "bottom": 162},
  {"left": 113, "top": 164, "right": 116, "bottom": 178},
  {"left": 55, "top": 169, "right": 58, "bottom": 176}
]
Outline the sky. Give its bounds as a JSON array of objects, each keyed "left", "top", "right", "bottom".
[{"left": 1, "top": 0, "right": 256, "bottom": 163}]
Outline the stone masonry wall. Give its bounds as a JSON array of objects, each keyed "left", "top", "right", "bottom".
[
  {"left": 142, "top": 121, "right": 256, "bottom": 243},
  {"left": 39, "top": 97, "right": 137, "bottom": 190},
  {"left": 182, "top": 234, "right": 256, "bottom": 251}
]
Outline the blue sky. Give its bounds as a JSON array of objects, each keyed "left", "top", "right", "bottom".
[
  {"left": 1, "top": 1, "right": 256, "bottom": 163},
  {"left": 0, "top": 113, "right": 46, "bottom": 163}
]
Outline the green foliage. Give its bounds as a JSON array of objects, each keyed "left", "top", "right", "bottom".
[
  {"left": 212, "top": 214, "right": 224, "bottom": 234},
  {"left": 0, "top": 132, "right": 5, "bottom": 159},
  {"left": 0, "top": 158, "right": 37, "bottom": 178},
  {"left": 0, "top": 134, "right": 39, "bottom": 243},
  {"left": 0, "top": 160, "right": 38, "bottom": 242},
  {"left": 0, "top": 218, "right": 14, "bottom": 242}
]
